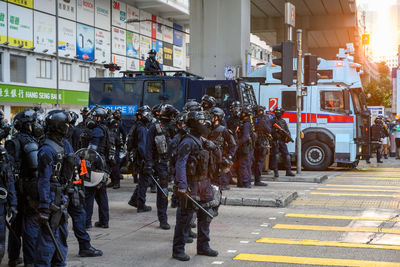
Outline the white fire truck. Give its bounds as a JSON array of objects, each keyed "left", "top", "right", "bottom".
[{"left": 248, "top": 52, "right": 371, "bottom": 171}]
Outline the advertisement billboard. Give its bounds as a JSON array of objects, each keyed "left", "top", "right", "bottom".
[
  {"left": 139, "top": 35, "right": 151, "bottom": 60},
  {"left": 0, "top": 2, "right": 7, "bottom": 44},
  {"left": 34, "top": 11, "right": 56, "bottom": 54},
  {"left": 163, "top": 19, "right": 173, "bottom": 44},
  {"left": 95, "top": 29, "right": 110, "bottom": 63},
  {"left": 163, "top": 42, "right": 173, "bottom": 66},
  {"left": 153, "top": 39, "right": 163, "bottom": 64},
  {"left": 8, "top": 0, "right": 33, "bottom": 8},
  {"left": 140, "top": 10, "right": 152, "bottom": 37},
  {"left": 112, "top": 26, "right": 126, "bottom": 56},
  {"left": 112, "top": 0, "right": 126, "bottom": 28},
  {"left": 127, "top": 57, "right": 139, "bottom": 71},
  {"left": 156, "top": 16, "right": 163, "bottom": 40},
  {"left": 58, "top": 18, "right": 76, "bottom": 56},
  {"left": 173, "top": 45, "right": 184, "bottom": 69},
  {"left": 58, "top": 0, "right": 76, "bottom": 21},
  {"left": 76, "top": 23, "right": 94, "bottom": 60},
  {"left": 126, "top": 4, "right": 140, "bottom": 33},
  {"left": 126, "top": 31, "right": 140, "bottom": 58},
  {"left": 112, "top": 54, "right": 126, "bottom": 75},
  {"left": 173, "top": 23, "right": 183, "bottom": 47},
  {"left": 95, "top": 0, "right": 110, "bottom": 30},
  {"left": 8, "top": 4, "right": 33, "bottom": 48},
  {"left": 77, "top": 0, "right": 95, "bottom": 26},
  {"left": 34, "top": 0, "right": 56, "bottom": 14}
]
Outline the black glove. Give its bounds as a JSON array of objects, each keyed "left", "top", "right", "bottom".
[
  {"left": 8, "top": 206, "right": 18, "bottom": 223},
  {"left": 38, "top": 208, "right": 50, "bottom": 225},
  {"left": 143, "top": 166, "right": 154, "bottom": 177},
  {"left": 176, "top": 187, "right": 187, "bottom": 198}
]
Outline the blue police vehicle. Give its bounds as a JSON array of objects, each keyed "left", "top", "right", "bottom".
[{"left": 89, "top": 70, "right": 258, "bottom": 128}]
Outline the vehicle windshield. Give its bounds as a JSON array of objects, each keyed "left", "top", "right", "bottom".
[
  {"left": 350, "top": 88, "right": 368, "bottom": 113},
  {"left": 239, "top": 82, "right": 257, "bottom": 107}
]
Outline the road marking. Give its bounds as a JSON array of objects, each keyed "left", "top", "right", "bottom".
[
  {"left": 273, "top": 224, "right": 400, "bottom": 234},
  {"left": 227, "top": 250, "right": 237, "bottom": 253},
  {"left": 211, "top": 261, "right": 224, "bottom": 264},
  {"left": 326, "top": 184, "right": 400, "bottom": 189},
  {"left": 260, "top": 223, "right": 269, "bottom": 227},
  {"left": 285, "top": 213, "right": 400, "bottom": 222},
  {"left": 269, "top": 217, "right": 276, "bottom": 220},
  {"left": 251, "top": 232, "right": 259, "bottom": 235},
  {"left": 310, "top": 192, "right": 398, "bottom": 197},
  {"left": 240, "top": 240, "right": 249, "bottom": 244},
  {"left": 336, "top": 177, "right": 400, "bottom": 180},
  {"left": 256, "top": 237, "right": 400, "bottom": 250},
  {"left": 234, "top": 254, "right": 400, "bottom": 266},
  {"left": 316, "top": 188, "right": 400, "bottom": 193}
]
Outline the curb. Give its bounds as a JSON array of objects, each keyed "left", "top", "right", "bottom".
[{"left": 221, "top": 191, "right": 298, "bottom": 208}]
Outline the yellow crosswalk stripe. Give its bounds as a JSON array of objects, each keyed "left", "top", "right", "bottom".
[
  {"left": 273, "top": 224, "right": 400, "bottom": 234},
  {"left": 256, "top": 237, "right": 400, "bottom": 250},
  {"left": 284, "top": 213, "right": 400, "bottom": 222},
  {"left": 234, "top": 254, "right": 400, "bottom": 266},
  {"left": 326, "top": 184, "right": 400, "bottom": 189},
  {"left": 310, "top": 192, "right": 398, "bottom": 197},
  {"left": 337, "top": 177, "right": 400, "bottom": 180},
  {"left": 316, "top": 187, "right": 400, "bottom": 192}
]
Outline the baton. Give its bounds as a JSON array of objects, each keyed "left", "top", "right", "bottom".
[
  {"left": 45, "top": 221, "right": 64, "bottom": 262},
  {"left": 5, "top": 219, "right": 21, "bottom": 247},
  {"left": 149, "top": 175, "right": 168, "bottom": 198},
  {"left": 184, "top": 193, "right": 214, "bottom": 219}
]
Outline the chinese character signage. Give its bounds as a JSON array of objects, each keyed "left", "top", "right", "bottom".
[
  {"left": 173, "top": 45, "right": 184, "bottom": 69},
  {"left": 34, "top": 11, "right": 56, "bottom": 54},
  {"left": 112, "top": 0, "right": 126, "bottom": 28},
  {"left": 8, "top": 0, "right": 33, "bottom": 9},
  {"left": 112, "top": 26, "right": 126, "bottom": 56},
  {"left": 139, "top": 35, "right": 151, "bottom": 60},
  {"left": 95, "top": 0, "right": 110, "bottom": 30},
  {"left": 126, "top": 4, "right": 139, "bottom": 33},
  {"left": 163, "top": 19, "right": 173, "bottom": 44},
  {"left": 0, "top": 2, "right": 7, "bottom": 44},
  {"left": 95, "top": 28, "right": 110, "bottom": 63},
  {"left": 58, "top": 0, "right": 76, "bottom": 21},
  {"left": 163, "top": 42, "right": 173, "bottom": 66},
  {"left": 77, "top": 23, "right": 94, "bottom": 60},
  {"left": 126, "top": 31, "right": 139, "bottom": 58},
  {"left": 112, "top": 54, "right": 126, "bottom": 75},
  {"left": 58, "top": 18, "right": 76, "bottom": 56},
  {"left": 89, "top": 105, "right": 137, "bottom": 115},
  {"left": 77, "top": 0, "right": 95, "bottom": 26},
  {"left": 8, "top": 4, "right": 33, "bottom": 48}
]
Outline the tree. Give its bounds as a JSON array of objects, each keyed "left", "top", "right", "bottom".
[
  {"left": 364, "top": 70, "right": 392, "bottom": 107},
  {"left": 377, "top": 61, "right": 390, "bottom": 78}
]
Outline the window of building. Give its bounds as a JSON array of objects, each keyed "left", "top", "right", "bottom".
[
  {"left": 60, "top": 63, "right": 72, "bottom": 81},
  {"left": 10, "top": 55, "right": 26, "bottom": 83},
  {"left": 104, "top": 83, "right": 113, "bottom": 93},
  {"left": 36, "top": 59, "right": 52, "bottom": 79},
  {"left": 146, "top": 81, "right": 162, "bottom": 93},
  {"left": 79, "top": 66, "right": 90, "bottom": 82},
  {"left": 320, "top": 90, "right": 345, "bottom": 113},
  {"left": 96, "top": 68, "right": 105, "bottom": 77},
  {"left": 281, "top": 91, "right": 303, "bottom": 111}
]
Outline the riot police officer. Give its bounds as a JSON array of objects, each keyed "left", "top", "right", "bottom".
[
  {"left": 252, "top": 105, "right": 271, "bottom": 186},
  {"left": 84, "top": 106, "right": 112, "bottom": 229},
  {"left": 71, "top": 107, "right": 90, "bottom": 151},
  {"left": 0, "top": 114, "right": 17, "bottom": 265},
  {"left": 201, "top": 95, "right": 217, "bottom": 121},
  {"left": 271, "top": 108, "right": 295, "bottom": 177},
  {"left": 5, "top": 109, "right": 42, "bottom": 266},
  {"left": 128, "top": 106, "right": 153, "bottom": 212},
  {"left": 66, "top": 111, "right": 78, "bottom": 145},
  {"left": 144, "top": 49, "right": 162, "bottom": 74},
  {"left": 236, "top": 106, "right": 254, "bottom": 188},
  {"left": 183, "top": 100, "right": 202, "bottom": 112},
  {"left": 173, "top": 111, "right": 219, "bottom": 261},
  {"left": 35, "top": 110, "right": 71, "bottom": 266},
  {"left": 145, "top": 104, "right": 178, "bottom": 230},
  {"left": 226, "top": 101, "right": 241, "bottom": 185},
  {"left": 208, "top": 107, "right": 236, "bottom": 190}
]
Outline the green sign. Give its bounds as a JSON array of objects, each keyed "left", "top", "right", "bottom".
[{"left": 0, "top": 84, "right": 88, "bottom": 105}]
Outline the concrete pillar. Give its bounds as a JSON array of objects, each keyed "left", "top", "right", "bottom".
[{"left": 189, "top": 0, "right": 250, "bottom": 79}]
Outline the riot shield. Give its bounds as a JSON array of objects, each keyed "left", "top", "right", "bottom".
[{"left": 74, "top": 148, "right": 108, "bottom": 187}]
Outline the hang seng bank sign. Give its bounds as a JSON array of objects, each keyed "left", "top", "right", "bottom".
[{"left": 0, "top": 84, "right": 88, "bottom": 105}]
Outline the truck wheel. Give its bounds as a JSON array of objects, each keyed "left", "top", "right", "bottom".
[{"left": 302, "top": 141, "right": 332, "bottom": 171}]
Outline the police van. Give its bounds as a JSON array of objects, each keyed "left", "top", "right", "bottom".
[
  {"left": 89, "top": 70, "right": 257, "bottom": 130},
  {"left": 249, "top": 54, "right": 371, "bottom": 171}
]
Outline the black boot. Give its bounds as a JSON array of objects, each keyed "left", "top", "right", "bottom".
[
  {"left": 173, "top": 252, "right": 190, "bottom": 261},
  {"left": 197, "top": 248, "right": 219, "bottom": 257},
  {"left": 79, "top": 246, "right": 103, "bottom": 257},
  {"left": 274, "top": 170, "right": 279, "bottom": 178},
  {"left": 137, "top": 205, "right": 152, "bottom": 213},
  {"left": 286, "top": 170, "right": 295, "bottom": 176}
]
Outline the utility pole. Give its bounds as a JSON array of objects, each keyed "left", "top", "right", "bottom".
[
  {"left": 296, "top": 29, "right": 302, "bottom": 174},
  {"left": 55, "top": 1, "right": 60, "bottom": 108}
]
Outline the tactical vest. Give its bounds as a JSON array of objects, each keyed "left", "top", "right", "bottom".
[
  {"left": 43, "top": 138, "right": 66, "bottom": 184},
  {"left": 208, "top": 125, "right": 225, "bottom": 149},
  {"left": 185, "top": 134, "right": 210, "bottom": 182},
  {"left": 154, "top": 121, "right": 170, "bottom": 160},
  {"left": 255, "top": 116, "right": 270, "bottom": 149},
  {"left": 96, "top": 124, "right": 111, "bottom": 156},
  {"left": 0, "top": 148, "right": 12, "bottom": 203}
]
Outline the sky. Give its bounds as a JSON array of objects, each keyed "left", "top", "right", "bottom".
[{"left": 357, "top": 0, "right": 398, "bottom": 59}]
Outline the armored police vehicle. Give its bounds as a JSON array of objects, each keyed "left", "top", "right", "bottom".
[
  {"left": 89, "top": 70, "right": 257, "bottom": 129},
  {"left": 250, "top": 54, "right": 371, "bottom": 171}
]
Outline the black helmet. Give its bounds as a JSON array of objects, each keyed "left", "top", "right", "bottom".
[
  {"left": 90, "top": 106, "right": 107, "bottom": 122},
  {"left": 136, "top": 105, "right": 152, "bottom": 123},
  {"left": 210, "top": 107, "right": 225, "bottom": 121},
  {"left": 160, "top": 104, "right": 179, "bottom": 120},
  {"left": 185, "top": 111, "right": 208, "bottom": 136},
  {"left": 80, "top": 107, "right": 90, "bottom": 115},
  {"left": 274, "top": 107, "right": 285, "bottom": 119},
  {"left": 176, "top": 112, "right": 186, "bottom": 125},
  {"left": 45, "top": 110, "right": 71, "bottom": 137},
  {"left": 70, "top": 111, "right": 78, "bottom": 126},
  {"left": 254, "top": 105, "right": 266, "bottom": 114},
  {"left": 148, "top": 49, "right": 157, "bottom": 55},
  {"left": 184, "top": 100, "right": 202, "bottom": 112},
  {"left": 113, "top": 109, "right": 122, "bottom": 120},
  {"left": 13, "top": 109, "right": 36, "bottom": 132},
  {"left": 230, "top": 101, "right": 241, "bottom": 116},
  {"left": 241, "top": 105, "right": 253, "bottom": 118},
  {"left": 0, "top": 120, "right": 10, "bottom": 140},
  {"left": 152, "top": 104, "right": 162, "bottom": 117},
  {"left": 201, "top": 95, "right": 216, "bottom": 109}
]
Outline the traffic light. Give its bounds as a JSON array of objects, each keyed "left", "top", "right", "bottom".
[
  {"left": 272, "top": 40, "right": 294, "bottom": 86},
  {"left": 104, "top": 63, "right": 121, "bottom": 72},
  {"left": 304, "top": 55, "right": 319, "bottom": 86}
]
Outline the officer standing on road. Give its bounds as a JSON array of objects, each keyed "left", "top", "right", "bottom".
[
  {"left": 252, "top": 105, "right": 271, "bottom": 186},
  {"left": 5, "top": 110, "right": 41, "bottom": 267},
  {"left": 226, "top": 101, "right": 242, "bottom": 185},
  {"left": 236, "top": 106, "right": 254, "bottom": 188},
  {"left": 173, "top": 111, "right": 219, "bottom": 261},
  {"left": 270, "top": 108, "right": 295, "bottom": 178},
  {"left": 144, "top": 49, "right": 162, "bottom": 75},
  {"left": 145, "top": 104, "right": 178, "bottom": 230},
  {"left": 201, "top": 95, "right": 217, "bottom": 121},
  {"left": 371, "top": 116, "right": 388, "bottom": 163},
  {"left": 128, "top": 106, "right": 153, "bottom": 212},
  {"left": 0, "top": 114, "right": 18, "bottom": 265},
  {"left": 207, "top": 107, "right": 236, "bottom": 190},
  {"left": 84, "top": 106, "right": 112, "bottom": 229},
  {"left": 35, "top": 110, "right": 71, "bottom": 266},
  {"left": 72, "top": 107, "right": 90, "bottom": 151},
  {"left": 66, "top": 111, "right": 78, "bottom": 145}
]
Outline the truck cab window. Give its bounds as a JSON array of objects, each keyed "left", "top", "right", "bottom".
[
  {"left": 320, "top": 91, "right": 345, "bottom": 113},
  {"left": 281, "top": 91, "right": 303, "bottom": 111},
  {"left": 205, "top": 87, "right": 230, "bottom": 102},
  {"left": 104, "top": 83, "right": 112, "bottom": 93},
  {"left": 147, "top": 81, "right": 162, "bottom": 93}
]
